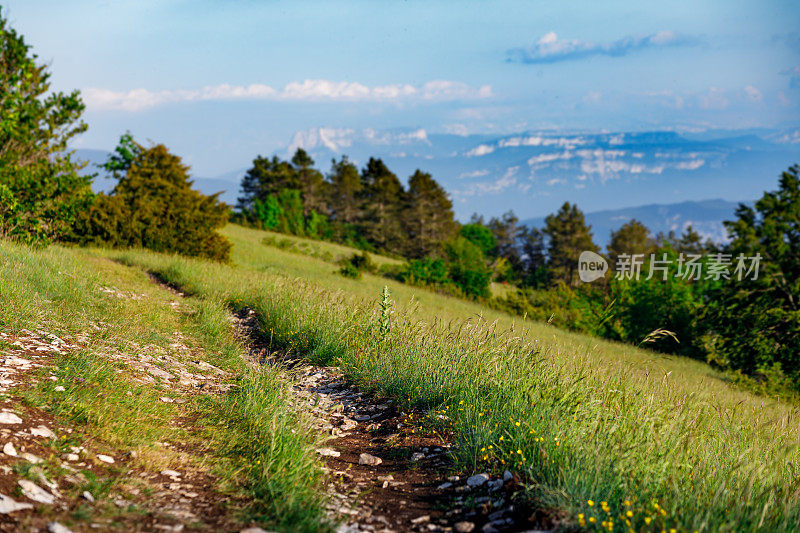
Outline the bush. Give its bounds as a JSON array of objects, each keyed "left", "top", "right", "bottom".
[
  {"left": 338, "top": 252, "right": 376, "bottom": 279},
  {"left": 74, "top": 139, "right": 231, "bottom": 261},
  {"left": 445, "top": 237, "right": 491, "bottom": 298}
]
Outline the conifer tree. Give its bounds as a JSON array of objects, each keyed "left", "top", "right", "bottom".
[
  {"left": 291, "top": 148, "right": 328, "bottom": 216},
  {"left": 608, "top": 219, "right": 655, "bottom": 267},
  {"left": 80, "top": 141, "right": 231, "bottom": 261},
  {"left": 359, "top": 157, "right": 406, "bottom": 253},
  {"left": 0, "top": 8, "right": 92, "bottom": 243},
  {"left": 328, "top": 156, "right": 362, "bottom": 226},
  {"left": 403, "top": 170, "right": 456, "bottom": 258},
  {"left": 543, "top": 202, "right": 599, "bottom": 286},
  {"left": 237, "top": 155, "right": 299, "bottom": 211}
]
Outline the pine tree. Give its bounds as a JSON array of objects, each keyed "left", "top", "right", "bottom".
[
  {"left": 543, "top": 202, "right": 599, "bottom": 286},
  {"left": 328, "top": 157, "right": 362, "bottom": 226},
  {"left": 237, "top": 155, "right": 298, "bottom": 211},
  {"left": 703, "top": 165, "right": 800, "bottom": 385},
  {"left": 359, "top": 157, "right": 406, "bottom": 253},
  {"left": 488, "top": 211, "right": 524, "bottom": 276},
  {"left": 0, "top": 8, "right": 92, "bottom": 243},
  {"left": 403, "top": 170, "right": 456, "bottom": 258},
  {"left": 291, "top": 148, "right": 328, "bottom": 216},
  {"left": 608, "top": 219, "right": 655, "bottom": 267}
]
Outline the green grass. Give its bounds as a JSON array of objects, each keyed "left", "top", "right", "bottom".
[
  {"left": 111, "top": 223, "right": 800, "bottom": 533},
  {"left": 0, "top": 241, "right": 330, "bottom": 532}
]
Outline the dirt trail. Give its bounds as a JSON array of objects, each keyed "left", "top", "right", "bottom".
[{"left": 232, "top": 307, "right": 547, "bottom": 533}]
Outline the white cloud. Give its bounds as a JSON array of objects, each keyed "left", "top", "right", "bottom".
[
  {"left": 83, "top": 79, "right": 492, "bottom": 111},
  {"left": 508, "top": 30, "right": 695, "bottom": 64},
  {"left": 465, "top": 144, "right": 495, "bottom": 157},
  {"left": 458, "top": 169, "right": 490, "bottom": 179},
  {"left": 698, "top": 87, "right": 729, "bottom": 110},
  {"left": 743, "top": 85, "right": 763, "bottom": 103}
]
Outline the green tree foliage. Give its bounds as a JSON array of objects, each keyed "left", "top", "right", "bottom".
[
  {"left": 460, "top": 223, "right": 497, "bottom": 257},
  {"left": 77, "top": 139, "right": 231, "bottom": 261},
  {"left": 359, "top": 158, "right": 406, "bottom": 253},
  {"left": 656, "top": 225, "right": 708, "bottom": 255},
  {"left": 607, "top": 219, "right": 655, "bottom": 268},
  {"left": 275, "top": 188, "right": 305, "bottom": 235},
  {"left": 403, "top": 170, "right": 457, "bottom": 258},
  {"left": 237, "top": 155, "right": 299, "bottom": 211},
  {"left": 488, "top": 211, "right": 523, "bottom": 270},
  {"left": 0, "top": 9, "right": 92, "bottom": 243},
  {"left": 704, "top": 165, "right": 800, "bottom": 385},
  {"left": 292, "top": 149, "right": 328, "bottom": 216},
  {"left": 543, "top": 202, "right": 599, "bottom": 286},
  {"left": 445, "top": 236, "right": 491, "bottom": 298},
  {"left": 328, "top": 156, "right": 363, "bottom": 228}
]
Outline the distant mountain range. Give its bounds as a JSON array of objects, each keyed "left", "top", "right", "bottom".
[
  {"left": 521, "top": 198, "right": 744, "bottom": 247},
  {"left": 73, "top": 125, "right": 799, "bottom": 245}
]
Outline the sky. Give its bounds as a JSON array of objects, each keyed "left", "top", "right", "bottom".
[{"left": 4, "top": 0, "right": 800, "bottom": 177}]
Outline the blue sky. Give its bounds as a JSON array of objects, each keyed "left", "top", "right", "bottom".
[{"left": 4, "top": 0, "right": 800, "bottom": 176}]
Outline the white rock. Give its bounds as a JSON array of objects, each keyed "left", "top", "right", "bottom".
[
  {"left": 18, "top": 479, "right": 55, "bottom": 504},
  {"left": 437, "top": 482, "right": 453, "bottom": 490},
  {"left": 0, "top": 412, "right": 22, "bottom": 424},
  {"left": 97, "top": 454, "right": 115, "bottom": 464},
  {"left": 0, "top": 493, "right": 33, "bottom": 514},
  {"left": 81, "top": 490, "right": 94, "bottom": 502},
  {"left": 358, "top": 453, "right": 382, "bottom": 466},
  {"left": 454, "top": 522, "right": 475, "bottom": 533},
  {"left": 65, "top": 454, "right": 79, "bottom": 461},
  {"left": 2, "top": 443, "right": 16, "bottom": 456},
  {"left": 47, "top": 522, "right": 73, "bottom": 533},
  {"left": 466, "top": 473, "right": 489, "bottom": 487},
  {"left": 411, "top": 515, "right": 430, "bottom": 524},
  {"left": 21, "top": 452, "right": 43, "bottom": 464},
  {"left": 160, "top": 469, "right": 181, "bottom": 478},
  {"left": 54, "top": 386, "right": 65, "bottom": 392},
  {"left": 31, "top": 425, "right": 56, "bottom": 439},
  {"left": 316, "top": 448, "right": 341, "bottom": 458},
  {"left": 411, "top": 452, "right": 425, "bottom": 461}
]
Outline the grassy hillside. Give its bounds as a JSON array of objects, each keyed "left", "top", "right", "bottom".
[
  {"left": 107, "top": 223, "right": 798, "bottom": 532},
  {"left": 0, "top": 241, "right": 328, "bottom": 531}
]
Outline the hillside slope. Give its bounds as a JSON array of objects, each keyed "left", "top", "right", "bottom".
[{"left": 1, "top": 229, "right": 798, "bottom": 531}]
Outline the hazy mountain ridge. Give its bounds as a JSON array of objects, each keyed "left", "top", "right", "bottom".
[{"left": 522, "top": 198, "right": 745, "bottom": 247}]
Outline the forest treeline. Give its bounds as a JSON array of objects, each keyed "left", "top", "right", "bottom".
[{"left": 0, "top": 8, "right": 797, "bottom": 397}]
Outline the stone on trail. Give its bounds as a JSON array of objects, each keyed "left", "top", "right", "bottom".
[
  {"left": 2, "top": 443, "right": 16, "bottom": 456},
  {"left": 316, "top": 448, "right": 341, "bottom": 458},
  {"left": 503, "top": 470, "right": 513, "bottom": 482},
  {"left": 0, "top": 412, "right": 22, "bottom": 424},
  {"left": 411, "top": 452, "right": 425, "bottom": 461},
  {"left": 31, "top": 425, "right": 56, "bottom": 439},
  {"left": 454, "top": 522, "right": 475, "bottom": 533},
  {"left": 47, "top": 522, "right": 73, "bottom": 533},
  {"left": 81, "top": 490, "right": 95, "bottom": 502},
  {"left": 0, "top": 493, "right": 33, "bottom": 514},
  {"left": 160, "top": 469, "right": 181, "bottom": 478},
  {"left": 240, "top": 528, "right": 276, "bottom": 533},
  {"left": 358, "top": 453, "right": 382, "bottom": 466},
  {"left": 21, "top": 452, "right": 43, "bottom": 464},
  {"left": 437, "top": 482, "right": 453, "bottom": 490},
  {"left": 97, "top": 454, "right": 115, "bottom": 464},
  {"left": 18, "top": 479, "right": 55, "bottom": 504},
  {"left": 466, "top": 473, "right": 489, "bottom": 487},
  {"left": 411, "top": 515, "right": 430, "bottom": 524}
]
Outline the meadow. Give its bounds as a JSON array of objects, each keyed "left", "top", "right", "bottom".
[{"left": 104, "top": 223, "right": 800, "bottom": 532}]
